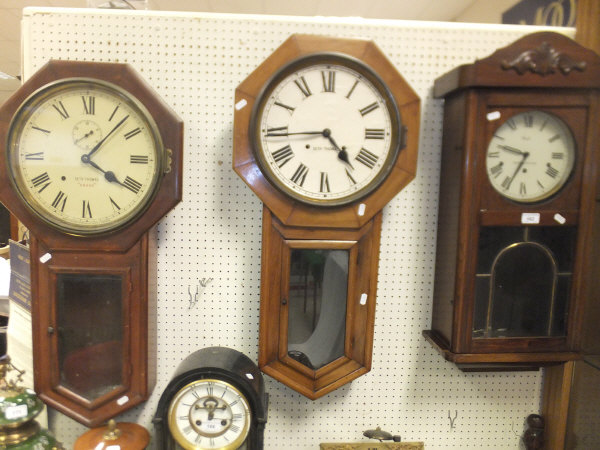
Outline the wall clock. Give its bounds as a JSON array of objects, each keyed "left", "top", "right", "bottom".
[
  {"left": 423, "top": 32, "right": 600, "bottom": 370},
  {"left": 153, "top": 347, "right": 268, "bottom": 450},
  {"left": 233, "top": 34, "right": 419, "bottom": 398},
  {"left": 0, "top": 60, "right": 183, "bottom": 425}
]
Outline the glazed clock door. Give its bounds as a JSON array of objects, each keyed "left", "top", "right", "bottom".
[
  {"left": 31, "top": 232, "right": 154, "bottom": 426},
  {"left": 258, "top": 207, "right": 381, "bottom": 399}
]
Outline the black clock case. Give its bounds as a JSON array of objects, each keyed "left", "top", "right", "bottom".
[{"left": 153, "top": 347, "right": 268, "bottom": 449}]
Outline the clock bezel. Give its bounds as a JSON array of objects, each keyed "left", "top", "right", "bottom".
[
  {"left": 167, "top": 378, "right": 251, "bottom": 450},
  {"left": 6, "top": 77, "right": 165, "bottom": 236},
  {"left": 483, "top": 109, "right": 577, "bottom": 204},
  {"left": 249, "top": 52, "right": 403, "bottom": 207}
]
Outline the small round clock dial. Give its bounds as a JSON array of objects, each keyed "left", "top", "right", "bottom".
[
  {"left": 167, "top": 379, "right": 251, "bottom": 450},
  {"left": 7, "top": 78, "right": 163, "bottom": 235},
  {"left": 485, "top": 110, "right": 575, "bottom": 203},
  {"left": 251, "top": 53, "right": 402, "bottom": 206}
]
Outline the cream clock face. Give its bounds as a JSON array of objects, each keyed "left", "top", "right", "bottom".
[
  {"left": 7, "top": 78, "right": 163, "bottom": 235},
  {"left": 168, "top": 379, "right": 251, "bottom": 450},
  {"left": 252, "top": 54, "right": 402, "bottom": 206},
  {"left": 485, "top": 110, "right": 575, "bottom": 203}
]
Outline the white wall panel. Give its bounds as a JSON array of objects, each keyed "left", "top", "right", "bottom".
[{"left": 21, "top": 8, "right": 573, "bottom": 449}]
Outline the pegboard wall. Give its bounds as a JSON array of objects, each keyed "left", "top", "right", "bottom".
[{"left": 20, "top": 8, "right": 574, "bottom": 449}]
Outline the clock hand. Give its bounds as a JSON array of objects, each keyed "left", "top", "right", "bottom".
[
  {"left": 74, "top": 129, "right": 95, "bottom": 144},
  {"left": 81, "top": 155, "right": 127, "bottom": 187},
  {"left": 322, "top": 128, "right": 354, "bottom": 169},
  {"left": 505, "top": 151, "right": 530, "bottom": 190},
  {"left": 499, "top": 144, "right": 527, "bottom": 156},
  {"left": 84, "top": 114, "right": 129, "bottom": 159},
  {"left": 265, "top": 130, "right": 323, "bottom": 137}
]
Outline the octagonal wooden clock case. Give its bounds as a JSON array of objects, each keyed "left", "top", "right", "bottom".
[
  {"left": 424, "top": 32, "right": 600, "bottom": 370},
  {"left": 233, "top": 34, "right": 420, "bottom": 398},
  {"left": 0, "top": 60, "right": 183, "bottom": 425}
]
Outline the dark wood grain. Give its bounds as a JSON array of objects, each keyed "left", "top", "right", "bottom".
[{"left": 426, "top": 32, "right": 600, "bottom": 370}]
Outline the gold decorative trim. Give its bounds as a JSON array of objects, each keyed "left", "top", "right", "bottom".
[
  {"left": 320, "top": 443, "right": 424, "bottom": 450},
  {"left": 501, "top": 41, "right": 587, "bottom": 75}
]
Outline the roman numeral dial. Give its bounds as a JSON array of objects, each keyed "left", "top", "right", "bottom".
[
  {"left": 485, "top": 110, "right": 575, "bottom": 203},
  {"left": 7, "top": 79, "right": 164, "bottom": 234},
  {"left": 255, "top": 56, "right": 400, "bottom": 206},
  {"left": 167, "top": 379, "right": 251, "bottom": 450}
]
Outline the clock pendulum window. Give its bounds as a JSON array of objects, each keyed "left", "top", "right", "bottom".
[
  {"left": 0, "top": 60, "right": 183, "bottom": 425},
  {"left": 423, "top": 32, "right": 600, "bottom": 370},
  {"left": 233, "top": 34, "right": 420, "bottom": 399}
]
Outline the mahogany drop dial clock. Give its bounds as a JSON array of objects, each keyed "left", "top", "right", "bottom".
[
  {"left": 423, "top": 32, "right": 600, "bottom": 370},
  {"left": 234, "top": 34, "right": 419, "bottom": 399},
  {"left": 7, "top": 78, "right": 162, "bottom": 235},
  {"left": 0, "top": 60, "right": 183, "bottom": 426}
]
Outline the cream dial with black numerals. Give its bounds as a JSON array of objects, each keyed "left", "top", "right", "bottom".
[
  {"left": 253, "top": 54, "right": 402, "bottom": 206},
  {"left": 485, "top": 110, "right": 575, "bottom": 203},
  {"left": 167, "top": 379, "right": 251, "bottom": 450},
  {"left": 7, "top": 78, "right": 163, "bottom": 235}
]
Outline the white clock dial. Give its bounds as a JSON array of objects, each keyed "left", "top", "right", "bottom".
[
  {"left": 7, "top": 79, "right": 163, "bottom": 235},
  {"left": 485, "top": 110, "right": 575, "bottom": 203},
  {"left": 168, "top": 379, "right": 251, "bottom": 450},
  {"left": 253, "top": 54, "right": 402, "bottom": 206}
]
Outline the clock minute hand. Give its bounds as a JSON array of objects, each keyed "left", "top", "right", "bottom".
[
  {"left": 505, "top": 151, "right": 530, "bottom": 190},
  {"left": 499, "top": 144, "right": 526, "bottom": 156},
  {"left": 265, "top": 130, "right": 323, "bottom": 137},
  {"left": 85, "top": 114, "right": 129, "bottom": 159}
]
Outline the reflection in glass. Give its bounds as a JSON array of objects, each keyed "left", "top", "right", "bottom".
[
  {"left": 287, "top": 249, "right": 348, "bottom": 370},
  {"left": 56, "top": 274, "right": 123, "bottom": 401},
  {"left": 473, "top": 226, "right": 575, "bottom": 339}
]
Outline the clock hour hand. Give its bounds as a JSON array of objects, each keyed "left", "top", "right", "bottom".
[
  {"left": 322, "top": 128, "right": 354, "bottom": 169},
  {"left": 84, "top": 114, "right": 129, "bottom": 159},
  {"left": 81, "top": 155, "right": 126, "bottom": 187}
]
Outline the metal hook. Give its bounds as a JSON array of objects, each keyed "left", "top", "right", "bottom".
[
  {"left": 449, "top": 410, "right": 458, "bottom": 429},
  {"left": 188, "top": 285, "right": 199, "bottom": 309}
]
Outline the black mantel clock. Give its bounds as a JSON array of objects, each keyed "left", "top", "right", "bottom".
[
  {"left": 423, "top": 32, "right": 600, "bottom": 371},
  {"left": 153, "top": 347, "right": 268, "bottom": 450}
]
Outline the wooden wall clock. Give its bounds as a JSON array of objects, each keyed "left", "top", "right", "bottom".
[
  {"left": 233, "top": 34, "right": 419, "bottom": 398},
  {"left": 0, "top": 60, "right": 183, "bottom": 425},
  {"left": 423, "top": 32, "right": 600, "bottom": 370}
]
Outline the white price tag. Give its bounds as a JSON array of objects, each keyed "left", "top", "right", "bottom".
[
  {"left": 521, "top": 213, "right": 540, "bottom": 224},
  {"left": 5, "top": 404, "right": 27, "bottom": 420}
]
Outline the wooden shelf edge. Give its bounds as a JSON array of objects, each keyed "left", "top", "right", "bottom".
[{"left": 423, "top": 330, "right": 581, "bottom": 371}]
